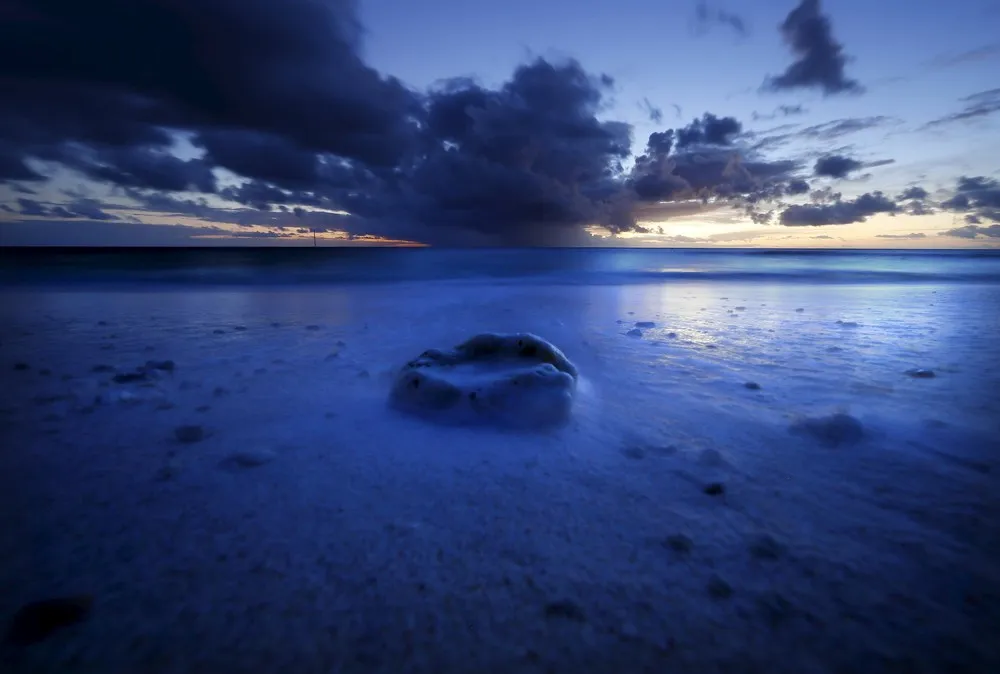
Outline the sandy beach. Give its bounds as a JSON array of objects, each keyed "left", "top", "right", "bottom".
[{"left": 1, "top": 279, "right": 998, "bottom": 673}]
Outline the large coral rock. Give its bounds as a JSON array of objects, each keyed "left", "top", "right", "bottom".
[{"left": 390, "top": 333, "right": 579, "bottom": 428}]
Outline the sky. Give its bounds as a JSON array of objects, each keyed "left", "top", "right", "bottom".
[{"left": 0, "top": 0, "right": 998, "bottom": 248}]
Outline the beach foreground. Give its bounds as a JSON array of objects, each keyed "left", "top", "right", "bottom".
[{"left": 1, "top": 278, "right": 998, "bottom": 673}]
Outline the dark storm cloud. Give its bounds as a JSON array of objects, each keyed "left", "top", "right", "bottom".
[
  {"left": 898, "top": 186, "right": 929, "bottom": 201},
  {"left": 780, "top": 191, "right": 897, "bottom": 225},
  {"left": 786, "top": 179, "right": 810, "bottom": 194},
  {"left": 15, "top": 197, "right": 118, "bottom": 220},
  {"left": 762, "top": 0, "right": 863, "bottom": 95},
  {"left": 939, "top": 176, "right": 1000, "bottom": 225},
  {"left": 814, "top": 155, "right": 863, "bottom": 178},
  {"left": 942, "top": 224, "right": 1000, "bottom": 239},
  {"left": 694, "top": 1, "right": 749, "bottom": 37},
  {"left": 0, "top": 1, "right": 829, "bottom": 244},
  {"left": 0, "top": 0, "right": 420, "bottom": 179},
  {"left": 921, "top": 88, "right": 1000, "bottom": 129}
]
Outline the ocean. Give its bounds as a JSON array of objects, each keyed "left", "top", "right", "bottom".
[{"left": 1, "top": 247, "right": 998, "bottom": 673}]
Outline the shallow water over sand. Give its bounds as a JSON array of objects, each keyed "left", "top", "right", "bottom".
[{"left": 1, "top": 277, "right": 998, "bottom": 673}]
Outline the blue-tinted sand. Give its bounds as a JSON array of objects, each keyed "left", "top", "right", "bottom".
[{"left": 0, "top": 248, "right": 998, "bottom": 672}]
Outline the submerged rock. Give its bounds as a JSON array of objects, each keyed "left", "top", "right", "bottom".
[
  {"left": 625, "top": 328, "right": 643, "bottom": 338},
  {"left": 791, "top": 412, "right": 864, "bottom": 447},
  {"left": 390, "top": 333, "right": 578, "bottom": 428},
  {"left": 635, "top": 321, "right": 656, "bottom": 328},
  {"left": 5, "top": 595, "right": 93, "bottom": 646}
]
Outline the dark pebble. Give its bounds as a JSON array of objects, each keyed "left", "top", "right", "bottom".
[
  {"left": 663, "top": 534, "right": 693, "bottom": 553},
  {"left": 707, "top": 575, "right": 733, "bottom": 599},
  {"left": 544, "top": 600, "right": 586, "bottom": 622},
  {"left": 5, "top": 595, "right": 93, "bottom": 646},
  {"left": 174, "top": 425, "right": 205, "bottom": 443},
  {"left": 744, "top": 381, "right": 761, "bottom": 390},
  {"left": 703, "top": 482, "right": 725, "bottom": 496}
]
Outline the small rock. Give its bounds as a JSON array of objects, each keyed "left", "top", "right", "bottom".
[
  {"left": 13, "top": 362, "right": 30, "bottom": 371},
  {"left": 5, "top": 595, "right": 93, "bottom": 646},
  {"left": 706, "top": 575, "right": 733, "bottom": 599},
  {"left": 220, "top": 449, "right": 277, "bottom": 469},
  {"left": 703, "top": 482, "right": 725, "bottom": 496},
  {"left": 112, "top": 371, "right": 147, "bottom": 384},
  {"left": 795, "top": 308, "right": 804, "bottom": 313},
  {"left": 835, "top": 320, "right": 860, "bottom": 328},
  {"left": 791, "top": 412, "right": 864, "bottom": 447},
  {"left": 667, "top": 332, "right": 677, "bottom": 339},
  {"left": 174, "top": 425, "right": 205, "bottom": 443},
  {"left": 622, "top": 445, "right": 645, "bottom": 460},
  {"left": 663, "top": 534, "right": 693, "bottom": 553},
  {"left": 744, "top": 381, "right": 761, "bottom": 390},
  {"left": 904, "top": 368, "right": 935, "bottom": 379},
  {"left": 735, "top": 306, "right": 746, "bottom": 311},
  {"left": 635, "top": 321, "right": 656, "bottom": 328},
  {"left": 626, "top": 328, "right": 643, "bottom": 338},
  {"left": 544, "top": 600, "right": 586, "bottom": 622},
  {"left": 748, "top": 534, "right": 785, "bottom": 560}
]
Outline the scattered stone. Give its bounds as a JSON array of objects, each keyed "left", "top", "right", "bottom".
[
  {"left": 626, "top": 328, "right": 643, "bottom": 337},
  {"left": 735, "top": 306, "right": 746, "bottom": 311},
  {"left": 795, "top": 308, "right": 804, "bottom": 313},
  {"left": 703, "top": 482, "right": 725, "bottom": 496},
  {"left": 757, "top": 592, "right": 793, "bottom": 627},
  {"left": 904, "top": 368, "right": 935, "bottom": 379},
  {"left": 635, "top": 321, "right": 656, "bottom": 328},
  {"left": 220, "top": 449, "right": 277, "bottom": 469},
  {"left": 667, "top": 332, "right": 677, "bottom": 338},
  {"left": 5, "top": 595, "right": 93, "bottom": 646},
  {"left": 145, "top": 360, "right": 175, "bottom": 372},
  {"left": 174, "top": 425, "right": 205, "bottom": 444},
  {"left": 835, "top": 320, "right": 860, "bottom": 328},
  {"left": 622, "top": 445, "right": 646, "bottom": 460},
  {"left": 744, "top": 381, "right": 761, "bottom": 390},
  {"left": 790, "top": 412, "right": 864, "bottom": 447},
  {"left": 663, "top": 534, "right": 693, "bottom": 553},
  {"left": 706, "top": 575, "right": 733, "bottom": 599},
  {"left": 748, "top": 534, "right": 785, "bottom": 560},
  {"left": 543, "top": 599, "right": 586, "bottom": 622},
  {"left": 13, "top": 362, "right": 29, "bottom": 371},
  {"left": 112, "top": 371, "right": 148, "bottom": 384}
]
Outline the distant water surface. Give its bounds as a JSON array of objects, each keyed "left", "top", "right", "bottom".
[{"left": 2, "top": 247, "right": 999, "bottom": 286}]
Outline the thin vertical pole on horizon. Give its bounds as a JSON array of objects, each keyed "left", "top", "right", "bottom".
[{"left": 313, "top": 229, "right": 317, "bottom": 247}]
